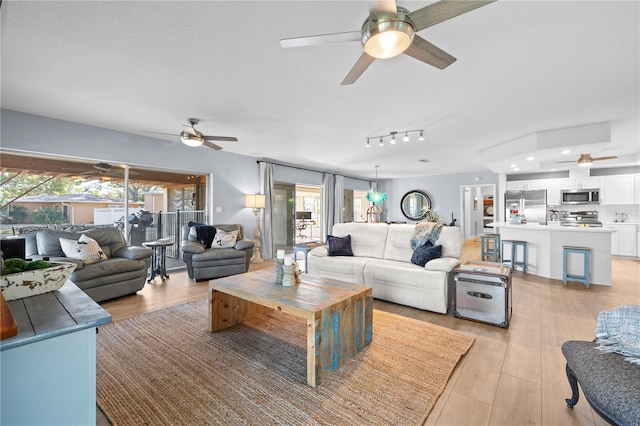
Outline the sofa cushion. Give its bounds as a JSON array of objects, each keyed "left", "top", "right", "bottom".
[
  {"left": 383, "top": 224, "right": 416, "bottom": 262},
  {"left": 71, "top": 257, "right": 147, "bottom": 282},
  {"left": 327, "top": 235, "right": 354, "bottom": 256},
  {"left": 59, "top": 234, "right": 108, "bottom": 265},
  {"left": 435, "top": 226, "right": 464, "bottom": 259},
  {"left": 331, "top": 223, "right": 388, "bottom": 259},
  {"left": 192, "top": 247, "right": 246, "bottom": 262},
  {"left": 411, "top": 243, "right": 442, "bottom": 267}
]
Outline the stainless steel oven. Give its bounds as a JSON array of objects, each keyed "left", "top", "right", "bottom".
[{"left": 561, "top": 188, "right": 600, "bottom": 205}]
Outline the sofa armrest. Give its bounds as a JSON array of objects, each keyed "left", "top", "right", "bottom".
[
  {"left": 113, "top": 246, "right": 154, "bottom": 260},
  {"left": 181, "top": 240, "right": 205, "bottom": 254},
  {"left": 234, "top": 239, "right": 254, "bottom": 251},
  {"left": 424, "top": 257, "right": 461, "bottom": 272},
  {"left": 309, "top": 246, "right": 328, "bottom": 257}
]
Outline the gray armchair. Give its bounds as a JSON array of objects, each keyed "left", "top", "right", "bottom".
[{"left": 181, "top": 224, "right": 254, "bottom": 281}]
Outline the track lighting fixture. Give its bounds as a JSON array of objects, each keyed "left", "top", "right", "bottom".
[{"left": 366, "top": 129, "right": 425, "bottom": 147}]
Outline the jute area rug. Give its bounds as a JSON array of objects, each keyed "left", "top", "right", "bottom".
[{"left": 97, "top": 299, "right": 474, "bottom": 425}]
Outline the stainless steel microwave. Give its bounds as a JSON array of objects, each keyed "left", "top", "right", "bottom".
[{"left": 561, "top": 188, "right": 600, "bottom": 205}]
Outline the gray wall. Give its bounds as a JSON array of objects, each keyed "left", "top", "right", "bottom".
[
  {"left": 378, "top": 171, "right": 499, "bottom": 225},
  {"left": 1, "top": 109, "right": 260, "bottom": 231}
]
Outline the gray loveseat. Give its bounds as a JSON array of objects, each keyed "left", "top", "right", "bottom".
[
  {"left": 23, "top": 227, "right": 153, "bottom": 302},
  {"left": 181, "top": 223, "right": 254, "bottom": 281}
]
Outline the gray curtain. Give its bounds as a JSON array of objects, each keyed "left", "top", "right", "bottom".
[
  {"left": 334, "top": 174, "right": 344, "bottom": 225},
  {"left": 259, "top": 162, "right": 274, "bottom": 259},
  {"left": 322, "top": 173, "right": 335, "bottom": 241}
]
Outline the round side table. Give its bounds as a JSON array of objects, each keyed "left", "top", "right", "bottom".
[{"left": 142, "top": 240, "right": 174, "bottom": 282}]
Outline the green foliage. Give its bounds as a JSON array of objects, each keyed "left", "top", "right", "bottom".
[
  {"left": 2, "top": 258, "right": 52, "bottom": 275},
  {"left": 23, "top": 260, "right": 52, "bottom": 271},
  {"left": 4, "top": 258, "right": 28, "bottom": 270},
  {"left": 31, "top": 207, "right": 64, "bottom": 224},
  {"left": 9, "top": 205, "right": 29, "bottom": 224}
]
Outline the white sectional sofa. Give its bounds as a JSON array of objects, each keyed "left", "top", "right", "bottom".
[{"left": 306, "top": 222, "right": 464, "bottom": 314}]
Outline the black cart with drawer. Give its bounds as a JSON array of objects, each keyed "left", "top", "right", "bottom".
[{"left": 454, "top": 260, "right": 512, "bottom": 328}]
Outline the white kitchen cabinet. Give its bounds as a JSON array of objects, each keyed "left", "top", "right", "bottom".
[
  {"left": 601, "top": 175, "right": 634, "bottom": 205},
  {"left": 635, "top": 175, "right": 640, "bottom": 204},
  {"left": 547, "top": 178, "right": 562, "bottom": 205},
  {"left": 606, "top": 223, "right": 637, "bottom": 257},
  {"left": 561, "top": 176, "right": 601, "bottom": 189},
  {"left": 506, "top": 179, "right": 547, "bottom": 191}
]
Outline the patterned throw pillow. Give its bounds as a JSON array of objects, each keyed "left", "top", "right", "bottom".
[
  {"left": 327, "top": 234, "right": 354, "bottom": 256},
  {"left": 211, "top": 229, "right": 239, "bottom": 248},
  {"left": 59, "top": 234, "right": 108, "bottom": 265}
]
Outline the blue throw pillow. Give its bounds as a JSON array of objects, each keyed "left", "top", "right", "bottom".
[
  {"left": 411, "top": 243, "right": 442, "bottom": 267},
  {"left": 327, "top": 235, "right": 354, "bottom": 257}
]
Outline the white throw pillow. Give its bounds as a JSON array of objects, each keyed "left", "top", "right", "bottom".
[
  {"left": 59, "top": 234, "right": 108, "bottom": 265},
  {"left": 211, "top": 229, "right": 238, "bottom": 248}
]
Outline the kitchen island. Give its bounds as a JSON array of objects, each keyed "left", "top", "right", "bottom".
[{"left": 488, "top": 222, "right": 615, "bottom": 286}]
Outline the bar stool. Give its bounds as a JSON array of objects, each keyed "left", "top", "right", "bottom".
[
  {"left": 563, "top": 246, "right": 591, "bottom": 288},
  {"left": 502, "top": 240, "right": 527, "bottom": 272},
  {"left": 480, "top": 234, "right": 501, "bottom": 262}
]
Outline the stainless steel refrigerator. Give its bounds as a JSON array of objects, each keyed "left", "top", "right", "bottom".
[{"left": 504, "top": 190, "right": 547, "bottom": 225}]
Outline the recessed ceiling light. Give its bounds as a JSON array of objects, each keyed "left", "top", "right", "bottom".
[
  {"left": 561, "top": 149, "right": 572, "bottom": 154},
  {"left": 550, "top": 168, "right": 556, "bottom": 171},
  {"left": 526, "top": 156, "right": 535, "bottom": 161},
  {"left": 513, "top": 167, "right": 520, "bottom": 171},
  {"left": 510, "top": 164, "right": 517, "bottom": 168}
]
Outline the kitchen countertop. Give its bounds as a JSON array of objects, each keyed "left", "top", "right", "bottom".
[{"left": 488, "top": 222, "right": 616, "bottom": 233}]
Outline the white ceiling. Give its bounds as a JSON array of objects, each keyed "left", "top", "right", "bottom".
[{"left": 1, "top": 1, "right": 638, "bottom": 180}]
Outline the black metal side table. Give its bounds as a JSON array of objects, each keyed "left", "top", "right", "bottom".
[{"left": 142, "top": 239, "right": 174, "bottom": 282}]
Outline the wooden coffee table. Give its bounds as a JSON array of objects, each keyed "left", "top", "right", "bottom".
[{"left": 209, "top": 270, "right": 373, "bottom": 387}]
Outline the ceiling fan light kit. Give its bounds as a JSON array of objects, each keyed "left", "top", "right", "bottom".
[
  {"left": 366, "top": 129, "right": 425, "bottom": 147},
  {"left": 361, "top": 11, "right": 415, "bottom": 59}
]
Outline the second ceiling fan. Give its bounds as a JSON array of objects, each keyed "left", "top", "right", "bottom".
[
  {"left": 143, "top": 118, "right": 238, "bottom": 151},
  {"left": 280, "top": 0, "right": 495, "bottom": 85}
]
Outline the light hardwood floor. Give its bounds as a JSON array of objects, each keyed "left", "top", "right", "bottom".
[{"left": 98, "top": 241, "right": 640, "bottom": 425}]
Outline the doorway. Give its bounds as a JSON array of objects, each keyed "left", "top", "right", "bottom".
[{"left": 460, "top": 184, "right": 496, "bottom": 240}]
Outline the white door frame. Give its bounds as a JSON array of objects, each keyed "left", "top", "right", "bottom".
[{"left": 459, "top": 183, "right": 496, "bottom": 240}]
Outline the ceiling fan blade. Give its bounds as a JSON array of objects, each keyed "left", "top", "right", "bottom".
[
  {"left": 203, "top": 135, "right": 238, "bottom": 142},
  {"left": 403, "top": 35, "right": 456, "bottom": 69},
  {"left": 593, "top": 156, "right": 618, "bottom": 161},
  {"left": 341, "top": 53, "right": 376, "bottom": 85},
  {"left": 556, "top": 160, "right": 579, "bottom": 163},
  {"left": 141, "top": 130, "right": 180, "bottom": 137},
  {"left": 368, "top": 0, "right": 397, "bottom": 15},
  {"left": 409, "top": 0, "right": 496, "bottom": 32},
  {"left": 280, "top": 31, "right": 361, "bottom": 48},
  {"left": 202, "top": 140, "right": 224, "bottom": 151}
]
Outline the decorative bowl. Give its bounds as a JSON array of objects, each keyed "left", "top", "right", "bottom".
[{"left": 0, "top": 262, "right": 77, "bottom": 301}]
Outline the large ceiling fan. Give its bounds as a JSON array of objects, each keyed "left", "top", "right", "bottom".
[
  {"left": 280, "top": 0, "right": 495, "bottom": 85},
  {"left": 557, "top": 153, "right": 618, "bottom": 168},
  {"left": 142, "top": 118, "right": 238, "bottom": 151}
]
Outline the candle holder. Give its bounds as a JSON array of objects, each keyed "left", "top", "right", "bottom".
[
  {"left": 275, "top": 258, "right": 284, "bottom": 285},
  {"left": 282, "top": 264, "right": 295, "bottom": 287}
]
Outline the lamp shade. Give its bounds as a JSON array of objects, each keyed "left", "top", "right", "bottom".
[{"left": 245, "top": 194, "right": 266, "bottom": 209}]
